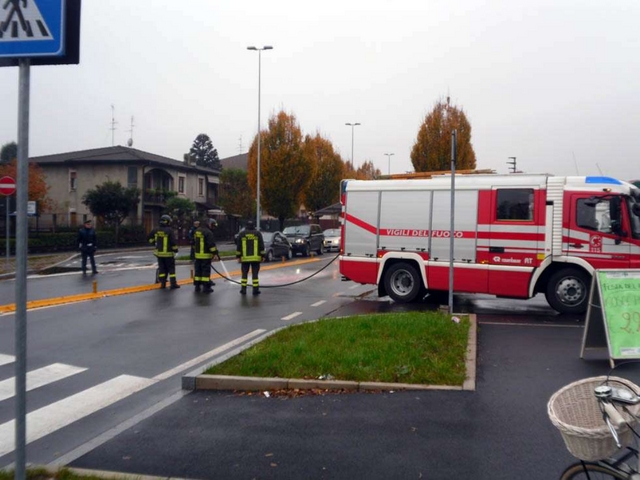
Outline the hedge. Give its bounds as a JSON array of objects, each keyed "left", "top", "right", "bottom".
[{"left": 0, "top": 225, "right": 148, "bottom": 254}]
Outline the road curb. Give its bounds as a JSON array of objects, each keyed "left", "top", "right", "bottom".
[
  {"left": 183, "top": 314, "right": 477, "bottom": 393},
  {"left": 31, "top": 464, "right": 195, "bottom": 479}
]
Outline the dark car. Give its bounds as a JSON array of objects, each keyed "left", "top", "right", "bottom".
[
  {"left": 282, "top": 224, "right": 324, "bottom": 257},
  {"left": 262, "top": 231, "right": 293, "bottom": 262}
]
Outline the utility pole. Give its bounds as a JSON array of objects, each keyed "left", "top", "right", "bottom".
[
  {"left": 110, "top": 105, "right": 118, "bottom": 146},
  {"left": 126, "top": 116, "right": 135, "bottom": 147},
  {"left": 507, "top": 156, "right": 517, "bottom": 173}
]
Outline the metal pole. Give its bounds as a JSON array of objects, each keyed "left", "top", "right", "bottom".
[
  {"left": 351, "top": 125, "right": 354, "bottom": 165},
  {"left": 256, "top": 50, "right": 261, "bottom": 230},
  {"left": 448, "top": 130, "right": 457, "bottom": 314},
  {"left": 5, "top": 198, "right": 9, "bottom": 270},
  {"left": 15, "top": 57, "right": 30, "bottom": 480}
]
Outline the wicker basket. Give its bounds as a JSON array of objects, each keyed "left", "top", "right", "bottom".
[{"left": 548, "top": 376, "right": 640, "bottom": 461}]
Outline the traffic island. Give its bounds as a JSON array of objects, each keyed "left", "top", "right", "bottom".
[{"left": 183, "top": 313, "right": 477, "bottom": 393}]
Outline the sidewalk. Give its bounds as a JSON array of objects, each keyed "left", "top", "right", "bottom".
[{"left": 0, "top": 252, "right": 76, "bottom": 277}]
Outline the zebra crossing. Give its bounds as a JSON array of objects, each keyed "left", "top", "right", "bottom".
[
  {"left": 0, "top": 329, "right": 267, "bottom": 462},
  {"left": 0, "top": 355, "right": 157, "bottom": 460}
]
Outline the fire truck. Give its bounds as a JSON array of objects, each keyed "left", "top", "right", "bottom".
[{"left": 339, "top": 174, "right": 640, "bottom": 314}]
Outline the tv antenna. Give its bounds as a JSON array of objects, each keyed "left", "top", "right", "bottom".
[
  {"left": 127, "top": 116, "right": 135, "bottom": 147},
  {"left": 110, "top": 105, "right": 118, "bottom": 146},
  {"left": 507, "top": 156, "right": 517, "bottom": 173},
  {"left": 238, "top": 135, "right": 243, "bottom": 154}
]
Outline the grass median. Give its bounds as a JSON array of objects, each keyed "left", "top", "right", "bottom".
[{"left": 205, "top": 311, "right": 470, "bottom": 386}]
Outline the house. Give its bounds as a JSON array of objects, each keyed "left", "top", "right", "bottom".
[{"left": 30, "top": 145, "right": 220, "bottom": 232}]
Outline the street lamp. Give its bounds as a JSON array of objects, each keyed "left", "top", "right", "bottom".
[
  {"left": 384, "top": 153, "right": 395, "bottom": 175},
  {"left": 345, "top": 122, "right": 361, "bottom": 166},
  {"left": 247, "top": 45, "right": 273, "bottom": 230}
]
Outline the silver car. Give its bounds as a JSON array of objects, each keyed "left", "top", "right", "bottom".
[{"left": 323, "top": 228, "right": 341, "bottom": 252}]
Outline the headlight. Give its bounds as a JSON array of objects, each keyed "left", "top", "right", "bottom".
[{"left": 295, "top": 238, "right": 304, "bottom": 244}]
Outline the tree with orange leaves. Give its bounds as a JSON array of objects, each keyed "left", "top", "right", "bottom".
[
  {"left": 411, "top": 98, "right": 476, "bottom": 172},
  {"left": 248, "top": 110, "right": 312, "bottom": 230},
  {"left": 303, "top": 133, "right": 345, "bottom": 212},
  {"left": 0, "top": 159, "right": 52, "bottom": 212}
]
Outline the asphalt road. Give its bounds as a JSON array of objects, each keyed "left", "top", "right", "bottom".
[
  {"left": 1, "top": 255, "right": 635, "bottom": 479},
  {"left": 0, "top": 253, "right": 363, "bottom": 469}
]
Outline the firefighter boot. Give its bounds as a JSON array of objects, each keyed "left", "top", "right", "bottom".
[
  {"left": 169, "top": 278, "right": 181, "bottom": 289},
  {"left": 240, "top": 287, "right": 247, "bottom": 295},
  {"left": 202, "top": 284, "right": 213, "bottom": 294},
  {"left": 194, "top": 282, "right": 201, "bottom": 292},
  {"left": 252, "top": 288, "right": 261, "bottom": 295},
  {"left": 160, "top": 281, "right": 166, "bottom": 289}
]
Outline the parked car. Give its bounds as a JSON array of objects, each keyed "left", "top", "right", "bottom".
[
  {"left": 282, "top": 224, "right": 324, "bottom": 257},
  {"left": 323, "top": 228, "right": 341, "bottom": 252},
  {"left": 262, "top": 231, "right": 293, "bottom": 262}
]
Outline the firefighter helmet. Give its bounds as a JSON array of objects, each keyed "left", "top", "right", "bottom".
[
  {"left": 246, "top": 220, "right": 255, "bottom": 229},
  {"left": 207, "top": 218, "right": 218, "bottom": 229},
  {"left": 160, "top": 214, "right": 172, "bottom": 226}
]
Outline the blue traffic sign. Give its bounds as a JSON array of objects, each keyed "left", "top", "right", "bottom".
[{"left": 0, "top": 0, "right": 66, "bottom": 58}]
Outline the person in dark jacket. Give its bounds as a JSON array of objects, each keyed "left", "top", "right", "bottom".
[
  {"left": 236, "top": 220, "right": 265, "bottom": 295},
  {"left": 77, "top": 219, "right": 98, "bottom": 275},
  {"left": 147, "top": 214, "right": 180, "bottom": 289},
  {"left": 188, "top": 219, "right": 200, "bottom": 261},
  {"left": 193, "top": 218, "right": 220, "bottom": 293}
]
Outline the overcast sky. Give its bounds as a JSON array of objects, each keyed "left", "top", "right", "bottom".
[{"left": 1, "top": 0, "right": 639, "bottom": 179}]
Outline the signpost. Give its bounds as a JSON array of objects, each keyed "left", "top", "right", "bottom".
[
  {"left": 581, "top": 269, "right": 640, "bottom": 367},
  {"left": 1, "top": 176, "right": 16, "bottom": 269},
  {"left": 1, "top": 2, "right": 81, "bottom": 478}
]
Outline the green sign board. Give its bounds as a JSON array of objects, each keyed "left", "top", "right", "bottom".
[{"left": 581, "top": 269, "right": 640, "bottom": 365}]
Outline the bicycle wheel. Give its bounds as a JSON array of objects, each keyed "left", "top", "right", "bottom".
[{"left": 560, "top": 461, "right": 630, "bottom": 479}]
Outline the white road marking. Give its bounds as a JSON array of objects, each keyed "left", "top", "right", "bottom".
[
  {"left": 0, "top": 354, "right": 14, "bottom": 367},
  {"left": 282, "top": 312, "right": 303, "bottom": 321},
  {"left": 0, "top": 374, "right": 155, "bottom": 458},
  {"left": 0, "top": 363, "right": 87, "bottom": 402},
  {"left": 152, "top": 329, "right": 267, "bottom": 381},
  {"left": 349, "top": 284, "right": 360, "bottom": 289},
  {"left": 311, "top": 300, "right": 326, "bottom": 307}
]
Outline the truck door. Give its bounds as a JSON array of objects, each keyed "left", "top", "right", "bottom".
[
  {"left": 564, "top": 193, "right": 630, "bottom": 269},
  {"left": 488, "top": 187, "right": 540, "bottom": 297}
]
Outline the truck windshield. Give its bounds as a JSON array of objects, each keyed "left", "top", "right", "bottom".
[{"left": 627, "top": 198, "right": 640, "bottom": 239}]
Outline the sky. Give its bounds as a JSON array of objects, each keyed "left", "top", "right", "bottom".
[{"left": 1, "top": 0, "right": 639, "bottom": 179}]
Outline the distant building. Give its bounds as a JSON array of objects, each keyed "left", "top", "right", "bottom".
[
  {"left": 220, "top": 152, "right": 248, "bottom": 171},
  {"left": 30, "top": 145, "right": 220, "bottom": 231}
]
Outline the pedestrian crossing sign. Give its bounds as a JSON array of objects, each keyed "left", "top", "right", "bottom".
[{"left": 0, "top": 0, "right": 66, "bottom": 58}]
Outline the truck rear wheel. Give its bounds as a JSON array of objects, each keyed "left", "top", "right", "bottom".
[
  {"left": 545, "top": 268, "right": 590, "bottom": 314},
  {"left": 384, "top": 262, "right": 422, "bottom": 303}
]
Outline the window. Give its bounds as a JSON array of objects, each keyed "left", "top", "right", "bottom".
[
  {"left": 577, "top": 198, "right": 612, "bottom": 233},
  {"left": 127, "top": 166, "right": 138, "bottom": 188},
  {"left": 198, "top": 178, "right": 204, "bottom": 196},
  {"left": 69, "top": 170, "right": 77, "bottom": 191},
  {"left": 178, "top": 177, "right": 185, "bottom": 194},
  {"left": 496, "top": 189, "right": 534, "bottom": 221}
]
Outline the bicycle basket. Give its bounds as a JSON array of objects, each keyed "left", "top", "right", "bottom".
[{"left": 548, "top": 376, "right": 640, "bottom": 461}]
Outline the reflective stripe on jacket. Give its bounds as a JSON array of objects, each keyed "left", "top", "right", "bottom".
[
  {"left": 148, "top": 227, "right": 178, "bottom": 257},
  {"left": 193, "top": 227, "right": 218, "bottom": 260},
  {"left": 236, "top": 230, "right": 265, "bottom": 262}
]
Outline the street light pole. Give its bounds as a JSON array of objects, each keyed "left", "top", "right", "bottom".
[
  {"left": 345, "top": 122, "right": 361, "bottom": 166},
  {"left": 247, "top": 45, "right": 273, "bottom": 230},
  {"left": 384, "top": 153, "right": 395, "bottom": 175}
]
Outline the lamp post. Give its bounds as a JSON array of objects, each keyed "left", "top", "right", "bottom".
[
  {"left": 345, "top": 122, "right": 361, "bottom": 166},
  {"left": 247, "top": 45, "right": 273, "bottom": 230},
  {"left": 384, "top": 153, "right": 395, "bottom": 175}
]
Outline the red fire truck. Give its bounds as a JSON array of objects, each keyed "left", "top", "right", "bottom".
[{"left": 339, "top": 174, "right": 640, "bottom": 314}]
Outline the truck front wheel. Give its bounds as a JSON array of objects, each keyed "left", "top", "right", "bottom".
[
  {"left": 384, "top": 262, "right": 422, "bottom": 303},
  {"left": 545, "top": 268, "right": 590, "bottom": 314}
]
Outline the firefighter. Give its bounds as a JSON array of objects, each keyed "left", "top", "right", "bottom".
[
  {"left": 148, "top": 214, "right": 180, "bottom": 289},
  {"left": 236, "top": 220, "right": 265, "bottom": 295},
  {"left": 193, "top": 218, "right": 220, "bottom": 293}
]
